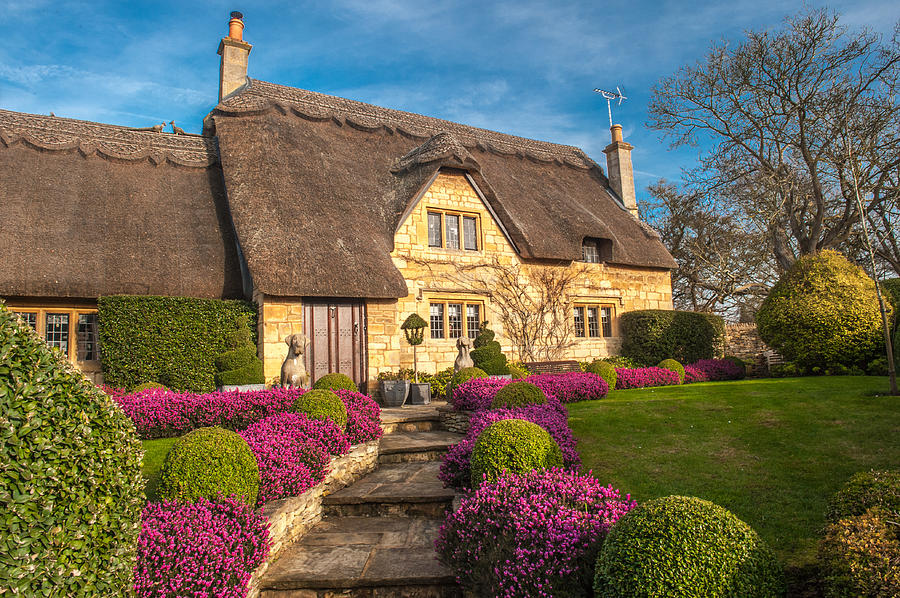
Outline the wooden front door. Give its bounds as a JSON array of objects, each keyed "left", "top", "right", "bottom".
[{"left": 303, "top": 300, "right": 367, "bottom": 391}]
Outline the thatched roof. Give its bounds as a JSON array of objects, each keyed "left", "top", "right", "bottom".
[
  {"left": 0, "top": 109, "right": 243, "bottom": 300},
  {"left": 212, "top": 80, "right": 676, "bottom": 299}
]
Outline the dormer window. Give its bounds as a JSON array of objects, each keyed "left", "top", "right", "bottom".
[
  {"left": 427, "top": 209, "right": 480, "bottom": 251},
  {"left": 581, "top": 238, "right": 612, "bottom": 263}
]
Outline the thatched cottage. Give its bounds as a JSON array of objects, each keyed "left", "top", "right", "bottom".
[{"left": 0, "top": 13, "right": 674, "bottom": 392}]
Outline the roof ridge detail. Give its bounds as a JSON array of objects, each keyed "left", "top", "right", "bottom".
[
  {"left": 392, "top": 131, "right": 479, "bottom": 173},
  {"left": 217, "top": 79, "right": 595, "bottom": 169},
  {"left": 0, "top": 109, "right": 218, "bottom": 167}
]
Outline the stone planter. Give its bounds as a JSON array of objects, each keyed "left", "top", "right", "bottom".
[
  {"left": 219, "top": 383, "right": 266, "bottom": 392},
  {"left": 407, "top": 382, "right": 431, "bottom": 405},
  {"left": 379, "top": 380, "right": 409, "bottom": 407}
]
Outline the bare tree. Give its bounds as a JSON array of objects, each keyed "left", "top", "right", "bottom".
[
  {"left": 648, "top": 9, "right": 900, "bottom": 274},
  {"left": 643, "top": 181, "right": 774, "bottom": 317},
  {"left": 408, "top": 256, "right": 586, "bottom": 361}
]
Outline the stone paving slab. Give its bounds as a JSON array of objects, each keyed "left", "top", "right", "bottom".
[
  {"left": 262, "top": 517, "right": 453, "bottom": 590},
  {"left": 378, "top": 430, "right": 462, "bottom": 455},
  {"left": 380, "top": 402, "right": 447, "bottom": 424},
  {"left": 325, "top": 462, "right": 452, "bottom": 505}
]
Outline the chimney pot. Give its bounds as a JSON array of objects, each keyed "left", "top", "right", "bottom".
[
  {"left": 611, "top": 124, "right": 623, "bottom": 143},
  {"left": 228, "top": 12, "right": 244, "bottom": 41}
]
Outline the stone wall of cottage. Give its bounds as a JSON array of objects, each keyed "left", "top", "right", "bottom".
[
  {"left": 366, "top": 172, "right": 672, "bottom": 392},
  {"left": 254, "top": 289, "right": 305, "bottom": 384}
]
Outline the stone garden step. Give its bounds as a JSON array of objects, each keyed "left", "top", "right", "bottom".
[
  {"left": 377, "top": 430, "right": 463, "bottom": 464},
  {"left": 380, "top": 403, "right": 446, "bottom": 435},
  {"left": 323, "top": 462, "right": 455, "bottom": 518},
  {"left": 258, "top": 516, "right": 461, "bottom": 598}
]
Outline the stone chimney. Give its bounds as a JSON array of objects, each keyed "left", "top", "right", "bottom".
[
  {"left": 218, "top": 11, "right": 252, "bottom": 102},
  {"left": 603, "top": 124, "right": 639, "bottom": 218}
]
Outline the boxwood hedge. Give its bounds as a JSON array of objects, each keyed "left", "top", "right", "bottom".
[
  {"left": 98, "top": 295, "right": 258, "bottom": 392},
  {"left": 620, "top": 310, "right": 725, "bottom": 366},
  {"left": 0, "top": 303, "right": 144, "bottom": 596}
]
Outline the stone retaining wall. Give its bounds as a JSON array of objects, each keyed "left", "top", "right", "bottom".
[
  {"left": 248, "top": 440, "right": 379, "bottom": 598},
  {"left": 437, "top": 405, "right": 472, "bottom": 435}
]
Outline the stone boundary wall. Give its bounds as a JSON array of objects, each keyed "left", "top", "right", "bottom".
[
  {"left": 724, "top": 323, "right": 771, "bottom": 374},
  {"left": 438, "top": 405, "right": 472, "bottom": 435},
  {"left": 248, "top": 440, "right": 379, "bottom": 598}
]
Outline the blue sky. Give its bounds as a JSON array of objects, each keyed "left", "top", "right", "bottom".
[{"left": 2, "top": 1, "right": 897, "bottom": 204}]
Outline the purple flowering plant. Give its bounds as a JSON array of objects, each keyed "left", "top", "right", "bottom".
[
  {"left": 239, "top": 412, "right": 333, "bottom": 504},
  {"left": 526, "top": 372, "right": 609, "bottom": 403},
  {"left": 334, "top": 389, "right": 383, "bottom": 444},
  {"left": 686, "top": 358, "right": 745, "bottom": 381},
  {"left": 614, "top": 366, "right": 681, "bottom": 389},
  {"left": 435, "top": 468, "right": 636, "bottom": 598},
  {"left": 133, "top": 496, "right": 270, "bottom": 598},
  {"left": 439, "top": 405, "right": 579, "bottom": 490}
]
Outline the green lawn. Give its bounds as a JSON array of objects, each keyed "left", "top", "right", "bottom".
[
  {"left": 568, "top": 376, "right": 899, "bottom": 576},
  {"left": 141, "top": 437, "right": 178, "bottom": 501}
]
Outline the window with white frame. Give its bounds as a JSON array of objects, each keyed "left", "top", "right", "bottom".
[{"left": 426, "top": 209, "right": 480, "bottom": 251}]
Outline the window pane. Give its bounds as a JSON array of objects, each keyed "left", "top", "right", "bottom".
[
  {"left": 466, "top": 304, "right": 481, "bottom": 339},
  {"left": 77, "top": 313, "right": 99, "bottom": 361},
  {"left": 463, "top": 216, "right": 478, "bottom": 251},
  {"left": 430, "top": 303, "right": 444, "bottom": 338},
  {"left": 587, "top": 307, "right": 600, "bottom": 337},
  {"left": 582, "top": 241, "right": 600, "bottom": 263},
  {"left": 448, "top": 304, "right": 463, "bottom": 338},
  {"left": 574, "top": 307, "right": 585, "bottom": 338},
  {"left": 45, "top": 313, "right": 70, "bottom": 353},
  {"left": 13, "top": 311, "right": 37, "bottom": 330},
  {"left": 428, "top": 212, "right": 443, "bottom": 247},
  {"left": 445, "top": 214, "right": 460, "bottom": 250},
  {"left": 601, "top": 307, "right": 612, "bottom": 337}
]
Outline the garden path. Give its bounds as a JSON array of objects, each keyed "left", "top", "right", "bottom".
[{"left": 258, "top": 403, "right": 463, "bottom": 598}]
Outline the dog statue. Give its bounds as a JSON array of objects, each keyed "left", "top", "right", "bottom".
[
  {"left": 454, "top": 336, "right": 474, "bottom": 372},
  {"left": 281, "top": 333, "right": 310, "bottom": 388}
]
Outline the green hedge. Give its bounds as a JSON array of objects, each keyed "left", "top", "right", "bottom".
[
  {"left": 1, "top": 303, "right": 144, "bottom": 596},
  {"left": 620, "top": 310, "right": 725, "bottom": 366},
  {"left": 98, "top": 295, "right": 258, "bottom": 392}
]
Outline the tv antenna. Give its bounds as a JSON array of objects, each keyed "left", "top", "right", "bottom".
[{"left": 593, "top": 86, "right": 627, "bottom": 128}]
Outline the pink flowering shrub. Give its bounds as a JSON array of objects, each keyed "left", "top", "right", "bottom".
[
  {"left": 526, "top": 372, "right": 609, "bottom": 403},
  {"left": 684, "top": 364, "right": 708, "bottom": 383},
  {"left": 335, "top": 389, "right": 383, "bottom": 444},
  {"left": 112, "top": 387, "right": 303, "bottom": 439},
  {"left": 439, "top": 405, "right": 579, "bottom": 490},
  {"left": 450, "top": 377, "right": 512, "bottom": 410},
  {"left": 435, "top": 468, "right": 636, "bottom": 598},
  {"left": 133, "top": 496, "right": 270, "bottom": 598},
  {"left": 686, "top": 358, "right": 745, "bottom": 381},
  {"left": 615, "top": 367, "right": 681, "bottom": 389},
  {"left": 239, "top": 413, "right": 331, "bottom": 504}
]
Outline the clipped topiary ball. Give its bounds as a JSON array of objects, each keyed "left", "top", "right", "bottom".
[
  {"left": 313, "top": 372, "right": 358, "bottom": 392},
  {"left": 594, "top": 495, "right": 785, "bottom": 597},
  {"left": 825, "top": 470, "right": 900, "bottom": 524},
  {"left": 490, "top": 381, "right": 547, "bottom": 409},
  {"left": 446, "top": 366, "right": 488, "bottom": 403},
  {"left": 157, "top": 427, "right": 259, "bottom": 505},
  {"left": 0, "top": 304, "right": 144, "bottom": 596},
  {"left": 470, "top": 419, "right": 563, "bottom": 488},
  {"left": 292, "top": 389, "right": 349, "bottom": 430},
  {"left": 756, "top": 250, "right": 889, "bottom": 369},
  {"left": 586, "top": 360, "right": 618, "bottom": 391},
  {"left": 658, "top": 359, "right": 685, "bottom": 384}
]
